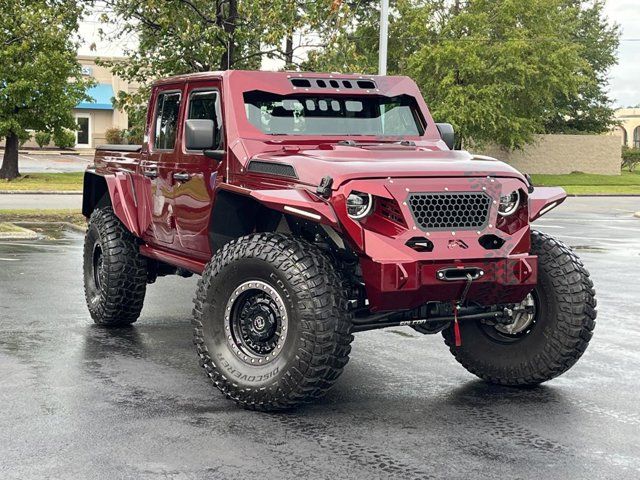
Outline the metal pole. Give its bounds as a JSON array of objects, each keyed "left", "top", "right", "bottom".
[{"left": 378, "top": 0, "right": 389, "bottom": 75}]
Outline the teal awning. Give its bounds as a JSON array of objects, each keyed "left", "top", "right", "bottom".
[{"left": 76, "top": 84, "right": 114, "bottom": 110}]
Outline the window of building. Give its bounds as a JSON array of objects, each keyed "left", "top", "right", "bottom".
[
  {"left": 618, "top": 126, "right": 628, "bottom": 147},
  {"left": 154, "top": 92, "right": 181, "bottom": 150},
  {"left": 187, "top": 90, "right": 222, "bottom": 149},
  {"left": 634, "top": 126, "right": 640, "bottom": 149}
]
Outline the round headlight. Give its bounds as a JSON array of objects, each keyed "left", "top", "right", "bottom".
[
  {"left": 346, "top": 192, "right": 373, "bottom": 219},
  {"left": 498, "top": 190, "right": 520, "bottom": 216}
]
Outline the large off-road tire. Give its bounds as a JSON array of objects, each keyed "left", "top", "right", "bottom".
[
  {"left": 443, "top": 230, "right": 596, "bottom": 385},
  {"left": 192, "top": 233, "right": 353, "bottom": 411},
  {"left": 83, "top": 207, "right": 147, "bottom": 326}
]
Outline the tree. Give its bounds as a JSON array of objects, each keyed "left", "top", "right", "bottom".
[
  {"left": 304, "top": 0, "right": 620, "bottom": 149},
  {"left": 0, "top": 0, "right": 91, "bottom": 179},
  {"left": 94, "top": 0, "right": 340, "bottom": 132}
]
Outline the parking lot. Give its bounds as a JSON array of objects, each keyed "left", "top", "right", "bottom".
[{"left": 0, "top": 197, "right": 639, "bottom": 479}]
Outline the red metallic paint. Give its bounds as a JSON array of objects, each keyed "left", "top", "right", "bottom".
[{"left": 88, "top": 70, "right": 566, "bottom": 312}]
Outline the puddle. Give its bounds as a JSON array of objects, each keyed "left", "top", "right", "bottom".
[{"left": 570, "top": 245, "right": 608, "bottom": 253}]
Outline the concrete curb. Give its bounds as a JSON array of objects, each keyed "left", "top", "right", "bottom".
[
  {"left": 0, "top": 190, "right": 82, "bottom": 195},
  {"left": 0, "top": 223, "right": 39, "bottom": 240},
  {"left": 12, "top": 221, "right": 86, "bottom": 234},
  {"left": 634, "top": 212, "right": 640, "bottom": 219}
]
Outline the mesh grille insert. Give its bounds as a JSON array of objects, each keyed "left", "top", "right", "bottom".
[
  {"left": 247, "top": 161, "right": 297, "bottom": 178},
  {"left": 408, "top": 192, "right": 491, "bottom": 231}
]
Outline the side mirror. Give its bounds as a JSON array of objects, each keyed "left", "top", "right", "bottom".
[
  {"left": 185, "top": 119, "right": 216, "bottom": 150},
  {"left": 436, "top": 123, "right": 456, "bottom": 150}
]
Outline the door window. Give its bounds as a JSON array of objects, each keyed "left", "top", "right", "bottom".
[
  {"left": 154, "top": 91, "right": 181, "bottom": 150},
  {"left": 187, "top": 90, "right": 222, "bottom": 149},
  {"left": 76, "top": 116, "right": 90, "bottom": 146}
]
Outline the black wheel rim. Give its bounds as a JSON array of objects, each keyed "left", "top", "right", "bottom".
[
  {"left": 92, "top": 243, "right": 104, "bottom": 290},
  {"left": 480, "top": 290, "right": 539, "bottom": 344},
  {"left": 225, "top": 281, "right": 288, "bottom": 365}
]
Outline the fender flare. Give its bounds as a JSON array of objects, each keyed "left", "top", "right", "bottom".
[
  {"left": 84, "top": 170, "right": 152, "bottom": 237},
  {"left": 528, "top": 187, "right": 567, "bottom": 222}
]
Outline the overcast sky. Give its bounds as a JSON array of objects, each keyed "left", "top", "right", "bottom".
[{"left": 78, "top": 0, "right": 640, "bottom": 108}]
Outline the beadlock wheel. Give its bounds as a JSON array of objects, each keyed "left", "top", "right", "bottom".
[{"left": 193, "top": 233, "right": 353, "bottom": 411}]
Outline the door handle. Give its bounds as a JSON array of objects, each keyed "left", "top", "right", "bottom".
[
  {"left": 143, "top": 168, "right": 158, "bottom": 178},
  {"left": 173, "top": 172, "right": 190, "bottom": 182}
]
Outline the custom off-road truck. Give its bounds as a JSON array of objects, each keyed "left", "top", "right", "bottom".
[{"left": 82, "top": 70, "right": 596, "bottom": 410}]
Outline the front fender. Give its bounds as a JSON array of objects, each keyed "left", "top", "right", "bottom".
[
  {"left": 528, "top": 187, "right": 567, "bottom": 222},
  {"left": 249, "top": 188, "right": 339, "bottom": 226}
]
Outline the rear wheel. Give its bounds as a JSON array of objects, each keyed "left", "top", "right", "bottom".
[
  {"left": 443, "top": 230, "right": 596, "bottom": 385},
  {"left": 192, "top": 233, "right": 353, "bottom": 410},
  {"left": 83, "top": 207, "right": 147, "bottom": 326}
]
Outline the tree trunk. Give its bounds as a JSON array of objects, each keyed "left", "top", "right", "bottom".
[
  {"left": 284, "top": 32, "right": 294, "bottom": 69},
  {"left": 0, "top": 131, "right": 20, "bottom": 180},
  {"left": 220, "top": 0, "right": 238, "bottom": 69}
]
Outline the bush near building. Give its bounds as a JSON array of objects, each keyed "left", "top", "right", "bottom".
[
  {"left": 34, "top": 132, "right": 51, "bottom": 149},
  {"left": 105, "top": 127, "right": 125, "bottom": 144},
  {"left": 622, "top": 147, "right": 640, "bottom": 172},
  {"left": 53, "top": 129, "right": 76, "bottom": 150}
]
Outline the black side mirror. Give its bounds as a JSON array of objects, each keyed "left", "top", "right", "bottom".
[
  {"left": 185, "top": 119, "right": 216, "bottom": 150},
  {"left": 436, "top": 123, "right": 456, "bottom": 150},
  {"left": 204, "top": 149, "right": 225, "bottom": 161}
]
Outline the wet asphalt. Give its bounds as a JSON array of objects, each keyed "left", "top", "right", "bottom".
[{"left": 0, "top": 197, "right": 639, "bottom": 480}]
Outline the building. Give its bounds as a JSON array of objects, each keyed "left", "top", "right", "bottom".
[
  {"left": 10, "top": 55, "right": 136, "bottom": 150},
  {"left": 614, "top": 108, "right": 640, "bottom": 149},
  {"left": 72, "top": 55, "right": 135, "bottom": 148}
]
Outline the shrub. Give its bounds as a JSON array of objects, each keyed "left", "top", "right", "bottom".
[
  {"left": 53, "top": 129, "right": 76, "bottom": 149},
  {"left": 34, "top": 131, "right": 51, "bottom": 149},
  {"left": 622, "top": 146, "right": 640, "bottom": 172},
  {"left": 123, "top": 127, "right": 144, "bottom": 145},
  {"left": 19, "top": 132, "right": 31, "bottom": 147},
  {"left": 105, "top": 127, "right": 124, "bottom": 144}
]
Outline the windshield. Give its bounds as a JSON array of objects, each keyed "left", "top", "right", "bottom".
[{"left": 243, "top": 91, "right": 425, "bottom": 137}]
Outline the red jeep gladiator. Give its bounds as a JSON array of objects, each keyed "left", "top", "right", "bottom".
[{"left": 82, "top": 70, "right": 596, "bottom": 410}]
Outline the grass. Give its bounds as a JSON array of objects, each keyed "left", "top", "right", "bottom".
[
  {"left": 0, "top": 209, "right": 85, "bottom": 228},
  {"left": 531, "top": 170, "right": 640, "bottom": 195},
  {"left": 0, "top": 222, "right": 25, "bottom": 234},
  {"left": 0, "top": 172, "right": 83, "bottom": 191}
]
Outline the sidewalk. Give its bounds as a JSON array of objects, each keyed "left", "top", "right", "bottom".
[{"left": 0, "top": 193, "right": 81, "bottom": 210}]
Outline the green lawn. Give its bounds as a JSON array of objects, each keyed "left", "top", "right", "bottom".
[
  {"left": 0, "top": 209, "right": 85, "bottom": 227},
  {"left": 0, "top": 172, "right": 83, "bottom": 191},
  {"left": 531, "top": 171, "right": 640, "bottom": 195}
]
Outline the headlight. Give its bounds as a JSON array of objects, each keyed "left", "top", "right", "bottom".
[
  {"left": 346, "top": 191, "right": 373, "bottom": 219},
  {"left": 498, "top": 190, "right": 520, "bottom": 216}
]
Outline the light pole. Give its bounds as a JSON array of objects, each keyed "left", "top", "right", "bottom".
[{"left": 378, "top": 0, "right": 389, "bottom": 75}]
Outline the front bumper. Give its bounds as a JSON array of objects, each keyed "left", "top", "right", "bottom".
[
  {"left": 332, "top": 176, "right": 537, "bottom": 311},
  {"left": 360, "top": 255, "right": 537, "bottom": 312}
]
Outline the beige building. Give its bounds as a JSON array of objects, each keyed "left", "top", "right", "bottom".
[
  {"left": 614, "top": 108, "right": 640, "bottom": 149},
  {"left": 72, "top": 55, "right": 136, "bottom": 148}
]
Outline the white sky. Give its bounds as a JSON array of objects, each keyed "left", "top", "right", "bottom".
[{"left": 78, "top": 0, "right": 640, "bottom": 107}]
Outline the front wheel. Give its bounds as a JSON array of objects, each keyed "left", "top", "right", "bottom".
[
  {"left": 443, "top": 230, "right": 596, "bottom": 385},
  {"left": 192, "top": 233, "right": 353, "bottom": 411}
]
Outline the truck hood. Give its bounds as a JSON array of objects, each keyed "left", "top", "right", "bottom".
[{"left": 249, "top": 144, "right": 526, "bottom": 188}]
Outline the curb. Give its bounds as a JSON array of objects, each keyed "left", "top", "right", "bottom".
[
  {"left": 634, "top": 212, "right": 640, "bottom": 219},
  {"left": 0, "top": 223, "right": 39, "bottom": 240},
  {"left": 12, "top": 221, "right": 86, "bottom": 234},
  {"left": 0, "top": 190, "right": 82, "bottom": 195}
]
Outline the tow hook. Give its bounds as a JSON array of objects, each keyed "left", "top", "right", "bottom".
[{"left": 452, "top": 273, "right": 474, "bottom": 347}]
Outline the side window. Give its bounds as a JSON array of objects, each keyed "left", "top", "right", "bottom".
[
  {"left": 154, "top": 91, "right": 181, "bottom": 150},
  {"left": 187, "top": 90, "right": 222, "bottom": 149}
]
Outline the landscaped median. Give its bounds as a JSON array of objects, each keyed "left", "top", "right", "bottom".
[
  {"left": 0, "top": 209, "right": 85, "bottom": 240},
  {"left": 0, "top": 172, "right": 83, "bottom": 192},
  {"left": 531, "top": 171, "right": 640, "bottom": 195}
]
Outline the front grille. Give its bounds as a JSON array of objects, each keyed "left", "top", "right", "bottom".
[{"left": 407, "top": 192, "right": 491, "bottom": 231}]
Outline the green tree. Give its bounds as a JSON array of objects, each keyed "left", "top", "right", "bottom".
[
  {"left": 0, "top": 0, "right": 91, "bottom": 179},
  {"left": 95, "top": 0, "right": 340, "bottom": 132},
  {"left": 304, "top": 0, "right": 620, "bottom": 149}
]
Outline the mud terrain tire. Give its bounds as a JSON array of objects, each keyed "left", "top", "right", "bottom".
[
  {"left": 443, "top": 230, "right": 596, "bottom": 385},
  {"left": 83, "top": 207, "right": 147, "bottom": 326},
  {"left": 193, "top": 233, "right": 353, "bottom": 411}
]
